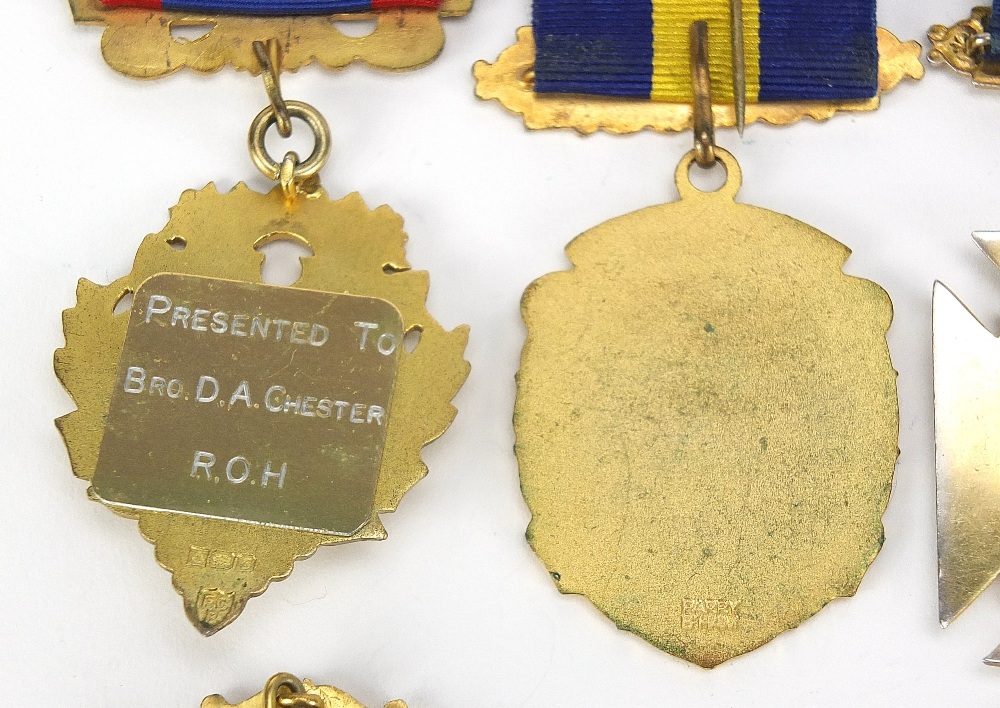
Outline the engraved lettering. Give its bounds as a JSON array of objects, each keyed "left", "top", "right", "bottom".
[
  {"left": 255, "top": 390, "right": 384, "bottom": 424},
  {"left": 309, "top": 324, "right": 329, "bottom": 346},
  {"left": 191, "top": 451, "right": 215, "bottom": 480},
  {"left": 290, "top": 321, "right": 308, "bottom": 344},
  {"left": 250, "top": 316, "right": 270, "bottom": 339},
  {"left": 265, "top": 385, "right": 284, "bottom": 412},
  {"left": 125, "top": 368, "right": 186, "bottom": 397},
  {"left": 98, "top": 276, "right": 405, "bottom": 537},
  {"left": 123, "top": 366, "right": 146, "bottom": 393},
  {"left": 193, "top": 451, "right": 288, "bottom": 490},
  {"left": 145, "top": 294, "right": 172, "bottom": 323},
  {"left": 171, "top": 306, "right": 191, "bottom": 328},
  {"left": 196, "top": 375, "right": 220, "bottom": 403},
  {"left": 377, "top": 332, "right": 397, "bottom": 355},
  {"left": 166, "top": 379, "right": 183, "bottom": 399},
  {"left": 190, "top": 309, "right": 210, "bottom": 332},
  {"left": 210, "top": 311, "right": 229, "bottom": 334},
  {"left": 261, "top": 461, "right": 287, "bottom": 489},
  {"left": 355, "top": 321, "right": 378, "bottom": 350},
  {"left": 138, "top": 296, "right": 397, "bottom": 351},
  {"left": 225, "top": 456, "right": 251, "bottom": 484},
  {"left": 230, "top": 314, "right": 248, "bottom": 337},
  {"left": 284, "top": 395, "right": 302, "bottom": 414},
  {"left": 118, "top": 368, "right": 387, "bottom": 425},
  {"left": 229, "top": 381, "right": 252, "bottom": 408},
  {"left": 149, "top": 376, "right": 167, "bottom": 396}
]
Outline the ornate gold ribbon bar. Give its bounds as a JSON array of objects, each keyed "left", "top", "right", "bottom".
[
  {"left": 69, "top": 0, "right": 473, "bottom": 76},
  {"left": 474, "top": 26, "right": 922, "bottom": 135}
]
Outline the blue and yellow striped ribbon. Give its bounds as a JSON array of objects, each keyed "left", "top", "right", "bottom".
[{"left": 533, "top": 0, "right": 879, "bottom": 102}]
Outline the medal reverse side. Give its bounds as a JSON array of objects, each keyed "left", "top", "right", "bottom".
[
  {"left": 514, "top": 149, "right": 898, "bottom": 667},
  {"left": 55, "top": 182, "right": 470, "bottom": 634}
]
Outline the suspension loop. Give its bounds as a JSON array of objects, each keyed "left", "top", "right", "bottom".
[
  {"left": 263, "top": 673, "right": 328, "bottom": 708},
  {"left": 253, "top": 39, "right": 292, "bottom": 138},
  {"left": 264, "top": 674, "right": 305, "bottom": 708},
  {"left": 248, "top": 100, "right": 331, "bottom": 189},
  {"left": 689, "top": 20, "right": 717, "bottom": 169}
]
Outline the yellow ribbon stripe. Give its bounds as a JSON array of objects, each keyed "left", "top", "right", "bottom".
[{"left": 651, "top": 0, "right": 761, "bottom": 103}]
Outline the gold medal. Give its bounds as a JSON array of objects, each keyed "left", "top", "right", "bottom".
[
  {"left": 516, "top": 146, "right": 897, "bottom": 668},
  {"left": 55, "top": 37, "right": 469, "bottom": 634},
  {"left": 483, "top": 16, "right": 902, "bottom": 667}
]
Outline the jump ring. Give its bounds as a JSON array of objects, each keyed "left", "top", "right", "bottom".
[
  {"left": 248, "top": 100, "right": 331, "bottom": 183},
  {"left": 263, "top": 674, "right": 306, "bottom": 708}
]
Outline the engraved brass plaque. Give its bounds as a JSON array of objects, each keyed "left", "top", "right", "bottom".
[{"left": 92, "top": 273, "right": 403, "bottom": 536}]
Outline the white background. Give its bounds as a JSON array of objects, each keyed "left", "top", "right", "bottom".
[{"left": 3, "top": 0, "right": 1000, "bottom": 705}]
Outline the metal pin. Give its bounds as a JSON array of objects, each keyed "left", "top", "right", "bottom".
[
  {"left": 730, "top": 0, "right": 747, "bottom": 136},
  {"left": 690, "top": 21, "right": 716, "bottom": 168}
]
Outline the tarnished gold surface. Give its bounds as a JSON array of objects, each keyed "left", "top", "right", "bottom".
[
  {"left": 68, "top": 0, "right": 473, "bottom": 77},
  {"left": 202, "top": 673, "right": 407, "bottom": 708},
  {"left": 928, "top": 8, "right": 1000, "bottom": 87},
  {"left": 515, "top": 149, "right": 898, "bottom": 667},
  {"left": 54, "top": 183, "right": 470, "bottom": 634},
  {"left": 473, "top": 27, "right": 923, "bottom": 135},
  {"left": 94, "top": 274, "right": 403, "bottom": 536},
  {"left": 933, "top": 233, "right": 1000, "bottom": 664}
]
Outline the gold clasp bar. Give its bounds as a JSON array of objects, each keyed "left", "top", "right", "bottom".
[
  {"left": 928, "top": 7, "right": 1000, "bottom": 87},
  {"left": 68, "top": 0, "right": 473, "bottom": 77},
  {"left": 473, "top": 27, "right": 923, "bottom": 136}
]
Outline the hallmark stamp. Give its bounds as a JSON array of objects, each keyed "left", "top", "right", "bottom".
[
  {"left": 196, "top": 588, "right": 237, "bottom": 627},
  {"left": 681, "top": 598, "right": 742, "bottom": 632},
  {"left": 187, "top": 546, "right": 257, "bottom": 572}
]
